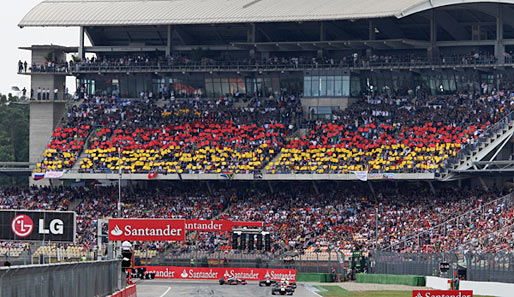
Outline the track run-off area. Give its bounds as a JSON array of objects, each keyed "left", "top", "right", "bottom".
[{"left": 136, "top": 280, "right": 319, "bottom": 297}]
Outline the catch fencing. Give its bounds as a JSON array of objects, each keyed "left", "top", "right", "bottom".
[
  {"left": 0, "top": 260, "right": 123, "bottom": 297},
  {"left": 137, "top": 249, "right": 342, "bottom": 274},
  {"left": 371, "top": 251, "right": 514, "bottom": 283}
]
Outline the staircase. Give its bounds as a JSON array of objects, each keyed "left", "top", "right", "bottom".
[{"left": 439, "top": 112, "right": 514, "bottom": 180}]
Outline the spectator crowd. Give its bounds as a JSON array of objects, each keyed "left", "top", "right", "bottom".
[
  {"left": 0, "top": 184, "right": 513, "bottom": 257},
  {"left": 33, "top": 86, "right": 514, "bottom": 176}
]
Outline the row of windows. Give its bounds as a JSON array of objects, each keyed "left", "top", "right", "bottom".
[{"left": 303, "top": 75, "right": 351, "bottom": 97}]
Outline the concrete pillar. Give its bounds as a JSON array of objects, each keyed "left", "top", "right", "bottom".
[
  {"left": 318, "top": 22, "right": 326, "bottom": 58},
  {"left": 166, "top": 25, "right": 172, "bottom": 57},
  {"left": 495, "top": 4, "right": 505, "bottom": 63},
  {"left": 29, "top": 101, "right": 66, "bottom": 186},
  {"left": 248, "top": 23, "right": 256, "bottom": 43},
  {"left": 427, "top": 10, "right": 439, "bottom": 62},
  {"left": 368, "top": 20, "right": 376, "bottom": 40},
  {"left": 367, "top": 20, "right": 375, "bottom": 57},
  {"left": 78, "top": 26, "right": 85, "bottom": 59},
  {"left": 248, "top": 23, "right": 256, "bottom": 57}
]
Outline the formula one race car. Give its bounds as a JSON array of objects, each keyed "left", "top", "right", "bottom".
[
  {"left": 219, "top": 277, "right": 247, "bottom": 285},
  {"left": 259, "top": 279, "right": 277, "bottom": 287},
  {"left": 271, "top": 284, "right": 294, "bottom": 295}
]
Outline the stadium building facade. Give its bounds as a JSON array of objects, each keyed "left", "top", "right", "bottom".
[{"left": 17, "top": 0, "right": 514, "bottom": 183}]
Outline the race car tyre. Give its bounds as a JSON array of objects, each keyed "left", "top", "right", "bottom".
[{"left": 219, "top": 279, "right": 225, "bottom": 285}]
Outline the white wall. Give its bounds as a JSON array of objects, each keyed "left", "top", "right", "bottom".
[{"left": 426, "top": 276, "right": 514, "bottom": 297}]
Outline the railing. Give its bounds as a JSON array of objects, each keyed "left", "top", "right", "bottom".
[
  {"left": 143, "top": 249, "right": 339, "bottom": 273},
  {"left": 445, "top": 110, "right": 514, "bottom": 173},
  {"left": 0, "top": 260, "right": 123, "bottom": 297},
  {"left": 381, "top": 192, "right": 514, "bottom": 251},
  {"left": 371, "top": 251, "right": 514, "bottom": 283},
  {"left": 19, "top": 55, "right": 513, "bottom": 74}
]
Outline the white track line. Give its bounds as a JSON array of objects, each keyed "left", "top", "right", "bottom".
[
  {"left": 157, "top": 286, "right": 171, "bottom": 297},
  {"left": 304, "top": 284, "right": 323, "bottom": 297}
]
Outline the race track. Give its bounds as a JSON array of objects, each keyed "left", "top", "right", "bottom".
[{"left": 136, "top": 280, "right": 319, "bottom": 297}]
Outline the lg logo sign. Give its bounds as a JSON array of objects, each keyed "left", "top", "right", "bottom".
[
  {"left": 11, "top": 215, "right": 33, "bottom": 237},
  {"left": 11, "top": 215, "right": 64, "bottom": 237}
]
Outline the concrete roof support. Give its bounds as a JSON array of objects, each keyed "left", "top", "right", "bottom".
[
  {"left": 495, "top": 4, "right": 505, "bottom": 63},
  {"left": 166, "top": 25, "right": 172, "bottom": 57},
  {"left": 369, "top": 20, "right": 376, "bottom": 40},
  {"left": 428, "top": 10, "right": 439, "bottom": 62},
  {"left": 78, "top": 26, "right": 85, "bottom": 59}
]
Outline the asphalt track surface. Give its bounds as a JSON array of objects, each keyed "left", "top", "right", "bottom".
[{"left": 136, "top": 280, "right": 320, "bottom": 297}]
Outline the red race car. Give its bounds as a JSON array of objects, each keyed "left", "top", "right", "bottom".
[{"left": 219, "top": 277, "right": 247, "bottom": 285}]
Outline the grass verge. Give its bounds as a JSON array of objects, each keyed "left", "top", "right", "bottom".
[{"left": 313, "top": 285, "right": 493, "bottom": 297}]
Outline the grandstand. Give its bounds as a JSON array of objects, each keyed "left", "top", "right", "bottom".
[
  {"left": 12, "top": 0, "right": 514, "bottom": 184},
  {"left": 5, "top": 0, "right": 514, "bottom": 293}
]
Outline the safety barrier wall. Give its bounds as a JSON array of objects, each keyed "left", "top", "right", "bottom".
[
  {"left": 0, "top": 260, "right": 123, "bottom": 297},
  {"left": 356, "top": 273, "right": 426, "bottom": 286},
  {"left": 426, "top": 276, "right": 514, "bottom": 297},
  {"left": 296, "top": 273, "right": 334, "bottom": 282},
  {"left": 137, "top": 266, "right": 296, "bottom": 281},
  {"left": 109, "top": 284, "right": 137, "bottom": 297}
]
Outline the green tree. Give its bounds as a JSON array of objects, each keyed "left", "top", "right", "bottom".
[{"left": 0, "top": 94, "right": 29, "bottom": 186}]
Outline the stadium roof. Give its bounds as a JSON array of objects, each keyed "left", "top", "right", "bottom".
[{"left": 19, "top": 0, "right": 514, "bottom": 27}]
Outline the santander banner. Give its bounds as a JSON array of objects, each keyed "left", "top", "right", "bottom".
[
  {"left": 413, "top": 290, "right": 473, "bottom": 297},
  {"left": 108, "top": 219, "right": 185, "bottom": 241},
  {"left": 185, "top": 220, "right": 263, "bottom": 232},
  {"left": 136, "top": 266, "right": 296, "bottom": 281}
]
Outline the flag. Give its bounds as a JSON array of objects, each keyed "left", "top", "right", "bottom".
[
  {"left": 220, "top": 172, "right": 233, "bottom": 180},
  {"left": 44, "top": 171, "right": 64, "bottom": 179},
  {"left": 32, "top": 173, "right": 45, "bottom": 180},
  {"left": 351, "top": 171, "right": 368, "bottom": 181},
  {"left": 148, "top": 172, "right": 158, "bottom": 179}
]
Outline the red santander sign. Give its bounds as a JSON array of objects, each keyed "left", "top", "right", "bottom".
[
  {"left": 136, "top": 266, "right": 296, "bottom": 281},
  {"left": 108, "top": 219, "right": 185, "bottom": 241},
  {"left": 185, "top": 220, "right": 232, "bottom": 232},
  {"left": 184, "top": 220, "right": 263, "bottom": 232},
  {"left": 413, "top": 290, "right": 473, "bottom": 297}
]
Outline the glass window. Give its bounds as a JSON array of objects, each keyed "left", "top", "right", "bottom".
[
  {"left": 342, "top": 75, "right": 350, "bottom": 97},
  {"left": 327, "top": 76, "right": 334, "bottom": 97},
  {"left": 228, "top": 78, "right": 238, "bottom": 95},
  {"left": 335, "top": 76, "right": 342, "bottom": 97},
  {"left": 212, "top": 78, "right": 222, "bottom": 97},
  {"left": 256, "top": 78, "right": 263, "bottom": 96},
  {"left": 320, "top": 76, "right": 327, "bottom": 97},
  {"left": 350, "top": 76, "right": 361, "bottom": 97},
  {"left": 304, "top": 76, "right": 312, "bottom": 97},
  {"left": 245, "top": 78, "right": 255, "bottom": 95},
  {"left": 312, "top": 76, "right": 319, "bottom": 96},
  {"left": 220, "top": 78, "right": 229, "bottom": 96},
  {"left": 205, "top": 78, "right": 214, "bottom": 96}
]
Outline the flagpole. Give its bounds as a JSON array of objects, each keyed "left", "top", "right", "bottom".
[{"left": 118, "top": 147, "right": 122, "bottom": 218}]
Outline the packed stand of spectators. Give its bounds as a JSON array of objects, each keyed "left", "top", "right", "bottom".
[
  {"left": 1, "top": 184, "right": 513, "bottom": 257},
  {"left": 0, "top": 184, "right": 233, "bottom": 254},
  {"left": 79, "top": 94, "right": 301, "bottom": 174},
  {"left": 34, "top": 95, "right": 137, "bottom": 173},
  {"left": 36, "top": 87, "right": 514, "bottom": 175},
  {"left": 269, "top": 89, "right": 514, "bottom": 174},
  {"left": 220, "top": 184, "right": 514, "bottom": 255}
]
